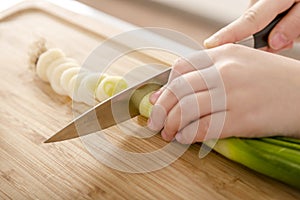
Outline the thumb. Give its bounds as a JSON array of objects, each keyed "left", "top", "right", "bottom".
[
  {"left": 269, "top": 3, "right": 300, "bottom": 50},
  {"left": 204, "top": 0, "right": 295, "bottom": 48}
]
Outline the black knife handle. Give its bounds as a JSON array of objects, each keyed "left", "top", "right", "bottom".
[{"left": 253, "top": 5, "right": 294, "bottom": 49}]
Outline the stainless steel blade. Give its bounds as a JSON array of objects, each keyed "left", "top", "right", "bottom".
[
  {"left": 236, "top": 36, "right": 254, "bottom": 48},
  {"left": 44, "top": 67, "right": 171, "bottom": 143}
]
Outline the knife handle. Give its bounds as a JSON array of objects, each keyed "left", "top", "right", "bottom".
[{"left": 253, "top": 5, "right": 294, "bottom": 49}]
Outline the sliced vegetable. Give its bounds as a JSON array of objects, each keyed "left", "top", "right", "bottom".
[
  {"left": 34, "top": 48, "right": 128, "bottom": 103},
  {"left": 69, "top": 70, "right": 90, "bottom": 102},
  {"left": 50, "top": 62, "right": 80, "bottom": 95},
  {"left": 139, "top": 92, "right": 154, "bottom": 118},
  {"left": 47, "top": 57, "right": 78, "bottom": 82},
  {"left": 36, "top": 48, "right": 65, "bottom": 82},
  {"left": 130, "top": 83, "right": 161, "bottom": 109},
  {"left": 77, "top": 73, "right": 105, "bottom": 105},
  {"left": 60, "top": 67, "right": 81, "bottom": 93},
  {"left": 95, "top": 76, "right": 128, "bottom": 102}
]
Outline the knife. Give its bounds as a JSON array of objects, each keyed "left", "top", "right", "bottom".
[
  {"left": 44, "top": 9, "right": 290, "bottom": 143},
  {"left": 44, "top": 68, "right": 170, "bottom": 143}
]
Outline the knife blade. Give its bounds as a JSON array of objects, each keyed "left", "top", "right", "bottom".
[
  {"left": 44, "top": 68, "right": 170, "bottom": 143},
  {"left": 45, "top": 8, "right": 291, "bottom": 143}
]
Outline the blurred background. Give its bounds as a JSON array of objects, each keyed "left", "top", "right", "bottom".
[
  {"left": 1, "top": 0, "right": 298, "bottom": 58},
  {"left": 77, "top": 0, "right": 248, "bottom": 44},
  {"left": 77, "top": 0, "right": 300, "bottom": 59}
]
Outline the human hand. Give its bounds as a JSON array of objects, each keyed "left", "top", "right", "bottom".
[
  {"left": 148, "top": 44, "right": 300, "bottom": 144},
  {"left": 204, "top": 0, "right": 300, "bottom": 52}
]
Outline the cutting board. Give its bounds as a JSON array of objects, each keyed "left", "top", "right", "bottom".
[{"left": 0, "top": 1, "right": 299, "bottom": 199}]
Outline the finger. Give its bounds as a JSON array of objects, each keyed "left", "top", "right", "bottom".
[
  {"left": 149, "top": 50, "right": 213, "bottom": 104},
  {"left": 175, "top": 116, "right": 210, "bottom": 144},
  {"left": 149, "top": 87, "right": 164, "bottom": 104},
  {"left": 175, "top": 111, "right": 227, "bottom": 144},
  {"left": 204, "top": 0, "right": 296, "bottom": 48},
  {"left": 161, "top": 91, "right": 212, "bottom": 141},
  {"left": 168, "top": 50, "right": 213, "bottom": 82},
  {"left": 266, "top": 41, "right": 294, "bottom": 53},
  {"left": 149, "top": 64, "right": 225, "bottom": 132},
  {"left": 148, "top": 70, "right": 210, "bottom": 131},
  {"left": 269, "top": 3, "right": 300, "bottom": 50}
]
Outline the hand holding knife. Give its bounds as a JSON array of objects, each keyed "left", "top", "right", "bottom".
[{"left": 237, "top": 5, "right": 294, "bottom": 49}]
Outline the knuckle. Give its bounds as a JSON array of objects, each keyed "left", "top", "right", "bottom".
[
  {"left": 168, "top": 76, "right": 194, "bottom": 99},
  {"left": 198, "top": 117, "right": 214, "bottom": 140},
  {"left": 242, "top": 9, "right": 260, "bottom": 31},
  {"left": 173, "top": 57, "right": 187, "bottom": 69},
  {"left": 221, "top": 43, "right": 240, "bottom": 52},
  {"left": 168, "top": 76, "right": 185, "bottom": 94},
  {"left": 179, "top": 95, "right": 191, "bottom": 108},
  {"left": 213, "top": 43, "right": 242, "bottom": 59},
  {"left": 164, "top": 111, "right": 181, "bottom": 134},
  {"left": 208, "top": 43, "right": 242, "bottom": 60},
  {"left": 201, "top": 119, "right": 210, "bottom": 135},
  {"left": 172, "top": 58, "right": 189, "bottom": 71},
  {"left": 218, "top": 61, "right": 242, "bottom": 83}
]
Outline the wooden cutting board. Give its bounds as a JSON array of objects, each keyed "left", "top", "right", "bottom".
[{"left": 0, "top": 1, "right": 299, "bottom": 199}]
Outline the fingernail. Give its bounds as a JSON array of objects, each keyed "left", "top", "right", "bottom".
[
  {"left": 270, "top": 32, "right": 288, "bottom": 50},
  {"left": 161, "top": 130, "right": 168, "bottom": 141},
  {"left": 150, "top": 90, "right": 162, "bottom": 104},
  {"left": 173, "top": 58, "right": 181, "bottom": 66},
  {"left": 147, "top": 118, "right": 152, "bottom": 127},
  {"left": 161, "top": 129, "right": 175, "bottom": 142},
  {"left": 175, "top": 132, "right": 182, "bottom": 142},
  {"left": 148, "top": 105, "right": 167, "bottom": 131},
  {"left": 147, "top": 117, "right": 156, "bottom": 131},
  {"left": 147, "top": 104, "right": 167, "bottom": 131},
  {"left": 204, "top": 34, "right": 219, "bottom": 48}
]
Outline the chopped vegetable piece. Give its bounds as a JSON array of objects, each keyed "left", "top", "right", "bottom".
[
  {"left": 130, "top": 84, "right": 161, "bottom": 109},
  {"left": 60, "top": 67, "right": 81, "bottom": 93},
  {"left": 95, "top": 76, "right": 128, "bottom": 102},
  {"left": 50, "top": 62, "right": 80, "bottom": 95},
  {"left": 33, "top": 47, "right": 128, "bottom": 103},
  {"left": 77, "top": 73, "right": 104, "bottom": 105},
  {"left": 139, "top": 92, "right": 154, "bottom": 118},
  {"left": 36, "top": 48, "right": 65, "bottom": 82}
]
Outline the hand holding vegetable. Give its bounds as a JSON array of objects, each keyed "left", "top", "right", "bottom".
[
  {"left": 134, "top": 46, "right": 300, "bottom": 189},
  {"left": 148, "top": 44, "right": 300, "bottom": 144},
  {"left": 204, "top": 0, "right": 300, "bottom": 52}
]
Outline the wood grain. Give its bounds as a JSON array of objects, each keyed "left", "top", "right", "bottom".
[{"left": 0, "top": 1, "right": 299, "bottom": 199}]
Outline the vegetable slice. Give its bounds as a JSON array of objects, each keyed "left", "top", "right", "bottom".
[
  {"left": 139, "top": 92, "right": 154, "bottom": 118},
  {"left": 34, "top": 48, "right": 128, "bottom": 103},
  {"left": 47, "top": 57, "right": 78, "bottom": 82},
  {"left": 95, "top": 76, "right": 128, "bottom": 102},
  {"left": 36, "top": 48, "right": 65, "bottom": 82},
  {"left": 60, "top": 67, "right": 81, "bottom": 93},
  {"left": 77, "top": 73, "right": 104, "bottom": 105},
  {"left": 49, "top": 62, "right": 80, "bottom": 95}
]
